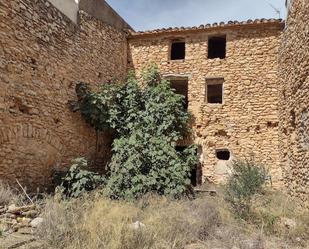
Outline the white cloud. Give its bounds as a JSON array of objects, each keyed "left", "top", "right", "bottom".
[{"left": 106, "top": 0, "right": 286, "bottom": 31}]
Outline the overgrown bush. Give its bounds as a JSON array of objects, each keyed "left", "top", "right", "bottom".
[
  {"left": 225, "top": 158, "right": 267, "bottom": 220},
  {"left": 60, "top": 158, "right": 104, "bottom": 198},
  {"left": 74, "top": 65, "right": 197, "bottom": 199}
]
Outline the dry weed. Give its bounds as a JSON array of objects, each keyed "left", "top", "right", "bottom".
[
  {"left": 0, "top": 181, "right": 22, "bottom": 206},
  {"left": 36, "top": 190, "right": 309, "bottom": 249}
]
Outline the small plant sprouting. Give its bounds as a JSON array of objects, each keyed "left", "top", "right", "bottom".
[{"left": 60, "top": 158, "right": 105, "bottom": 198}]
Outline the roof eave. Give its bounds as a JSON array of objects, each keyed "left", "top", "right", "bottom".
[{"left": 128, "top": 19, "right": 285, "bottom": 39}]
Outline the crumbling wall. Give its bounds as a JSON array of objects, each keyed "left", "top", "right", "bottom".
[
  {"left": 0, "top": 0, "right": 128, "bottom": 189},
  {"left": 128, "top": 22, "right": 284, "bottom": 187},
  {"left": 279, "top": 0, "right": 309, "bottom": 206}
]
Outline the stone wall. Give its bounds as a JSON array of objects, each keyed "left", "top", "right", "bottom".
[
  {"left": 128, "top": 22, "right": 284, "bottom": 187},
  {"left": 0, "top": 0, "right": 128, "bottom": 189},
  {"left": 279, "top": 0, "right": 309, "bottom": 206},
  {"left": 2, "top": 0, "right": 304, "bottom": 196}
]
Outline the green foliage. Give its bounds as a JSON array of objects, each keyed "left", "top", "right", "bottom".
[
  {"left": 225, "top": 158, "right": 267, "bottom": 220},
  {"left": 76, "top": 84, "right": 116, "bottom": 132},
  {"left": 106, "top": 136, "right": 197, "bottom": 199},
  {"left": 75, "top": 65, "right": 197, "bottom": 199},
  {"left": 61, "top": 158, "right": 105, "bottom": 198}
]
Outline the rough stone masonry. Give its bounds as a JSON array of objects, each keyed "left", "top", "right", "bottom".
[
  {"left": 0, "top": 0, "right": 308, "bottom": 204},
  {"left": 279, "top": 0, "right": 309, "bottom": 207},
  {"left": 0, "top": 0, "right": 128, "bottom": 189},
  {"left": 128, "top": 20, "right": 284, "bottom": 187}
]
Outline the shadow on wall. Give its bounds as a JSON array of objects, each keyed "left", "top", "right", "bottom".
[
  {"left": 48, "top": 0, "right": 132, "bottom": 30},
  {"left": 48, "top": 0, "right": 79, "bottom": 23},
  {"left": 79, "top": 0, "right": 132, "bottom": 30}
]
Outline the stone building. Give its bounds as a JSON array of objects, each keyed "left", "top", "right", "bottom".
[
  {"left": 0, "top": 0, "right": 129, "bottom": 189},
  {"left": 128, "top": 20, "right": 284, "bottom": 186},
  {"left": 279, "top": 0, "right": 309, "bottom": 206},
  {"left": 0, "top": 0, "right": 307, "bottom": 200}
]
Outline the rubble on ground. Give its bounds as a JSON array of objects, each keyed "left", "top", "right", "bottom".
[{"left": 0, "top": 203, "right": 43, "bottom": 235}]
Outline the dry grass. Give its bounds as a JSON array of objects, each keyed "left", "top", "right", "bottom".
[
  {"left": 0, "top": 181, "right": 23, "bottom": 206},
  {"left": 252, "top": 191, "right": 309, "bottom": 247},
  {"left": 0, "top": 179, "right": 307, "bottom": 249},
  {"left": 37, "top": 193, "right": 225, "bottom": 249},
  {"left": 35, "top": 189, "right": 309, "bottom": 249}
]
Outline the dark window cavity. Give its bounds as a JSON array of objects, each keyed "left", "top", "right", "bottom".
[
  {"left": 170, "top": 40, "right": 185, "bottom": 60},
  {"left": 206, "top": 78, "right": 224, "bottom": 104},
  {"left": 170, "top": 78, "right": 189, "bottom": 109},
  {"left": 208, "top": 35, "right": 226, "bottom": 59},
  {"left": 216, "top": 149, "right": 230, "bottom": 160}
]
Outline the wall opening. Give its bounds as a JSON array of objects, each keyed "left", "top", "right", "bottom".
[
  {"left": 208, "top": 35, "right": 226, "bottom": 59},
  {"left": 169, "top": 77, "right": 189, "bottom": 109},
  {"left": 216, "top": 149, "right": 230, "bottom": 160},
  {"left": 176, "top": 146, "right": 198, "bottom": 186},
  {"left": 170, "top": 40, "right": 185, "bottom": 60},
  {"left": 206, "top": 78, "right": 224, "bottom": 104}
]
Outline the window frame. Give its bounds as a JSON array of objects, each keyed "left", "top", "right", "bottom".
[
  {"left": 207, "top": 35, "right": 227, "bottom": 60},
  {"left": 169, "top": 39, "right": 186, "bottom": 61},
  {"left": 205, "top": 77, "right": 224, "bottom": 105},
  {"left": 166, "top": 76, "right": 189, "bottom": 109}
]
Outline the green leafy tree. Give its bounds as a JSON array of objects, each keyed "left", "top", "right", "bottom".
[{"left": 75, "top": 65, "right": 197, "bottom": 199}]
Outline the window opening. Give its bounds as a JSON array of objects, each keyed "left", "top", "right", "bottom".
[
  {"left": 170, "top": 78, "right": 189, "bottom": 109},
  {"left": 176, "top": 146, "right": 198, "bottom": 186},
  {"left": 208, "top": 35, "right": 226, "bottom": 59},
  {"left": 206, "top": 78, "right": 224, "bottom": 104},
  {"left": 171, "top": 40, "right": 185, "bottom": 60},
  {"left": 216, "top": 149, "right": 230, "bottom": 160}
]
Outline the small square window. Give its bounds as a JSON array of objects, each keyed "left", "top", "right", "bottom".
[
  {"left": 206, "top": 78, "right": 224, "bottom": 104},
  {"left": 208, "top": 35, "right": 226, "bottom": 59},
  {"left": 216, "top": 149, "right": 230, "bottom": 160},
  {"left": 170, "top": 40, "right": 185, "bottom": 60}
]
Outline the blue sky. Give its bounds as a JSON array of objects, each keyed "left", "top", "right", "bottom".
[{"left": 106, "top": 0, "right": 286, "bottom": 31}]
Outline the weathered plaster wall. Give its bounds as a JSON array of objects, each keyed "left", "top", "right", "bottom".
[
  {"left": 128, "top": 23, "right": 284, "bottom": 187},
  {"left": 79, "top": 0, "right": 132, "bottom": 30},
  {"left": 279, "top": 0, "right": 309, "bottom": 206},
  {"left": 49, "top": 0, "right": 79, "bottom": 23},
  {"left": 0, "top": 0, "right": 127, "bottom": 189}
]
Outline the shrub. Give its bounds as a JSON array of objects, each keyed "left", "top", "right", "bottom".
[
  {"left": 60, "top": 158, "right": 105, "bottom": 198},
  {"left": 225, "top": 158, "right": 267, "bottom": 220},
  {"left": 74, "top": 65, "right": 197, "bottom": 199}
]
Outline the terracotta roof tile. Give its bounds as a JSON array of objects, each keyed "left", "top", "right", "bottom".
[{"left": 129, "top": 18, "right": 284, "bottom": 37}]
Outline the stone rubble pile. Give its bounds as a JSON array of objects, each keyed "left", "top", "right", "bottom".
[{"left": 0, "top": 204, "right": 43, "bottom": 234}]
